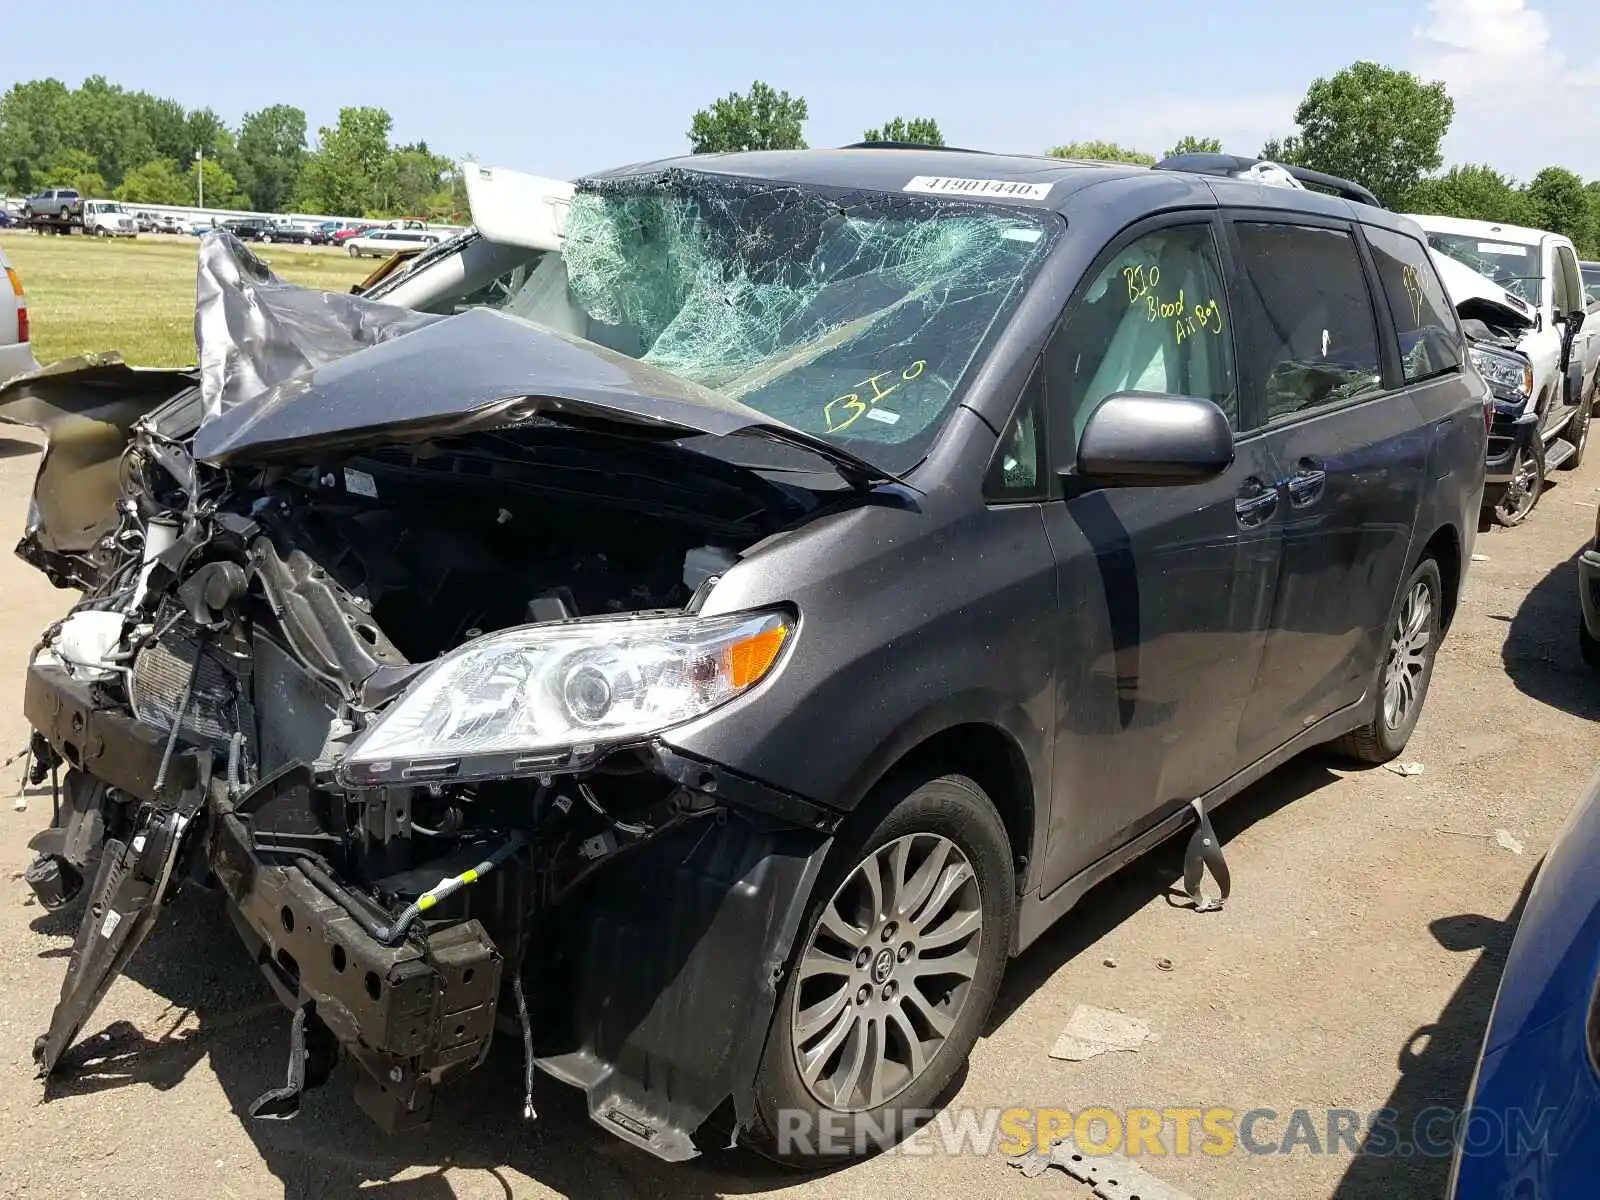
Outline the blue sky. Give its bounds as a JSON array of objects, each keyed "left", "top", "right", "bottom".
[{"left": 4, "top": 0, "right": 1599, "bottom": 182}]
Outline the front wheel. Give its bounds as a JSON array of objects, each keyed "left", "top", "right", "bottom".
[
  {"left": 1492, "top": 441, "right": 1544, "bottom": 527},
  {"left": 1334, "top": 557, "right": 1443, "bottom": 764},
  {"left": 347, "top": 244, "right": 359, "bottom": 257},
  {"left": 745, "top": 773, "right": 1013, "bottom": 1165}
]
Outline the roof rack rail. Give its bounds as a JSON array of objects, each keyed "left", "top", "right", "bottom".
[
  {"left": 841, "top": 140, "right": 991, "bottom": 154},
  {"left": 1153, "top": 153, "right": 1383, "bottom": 209}
]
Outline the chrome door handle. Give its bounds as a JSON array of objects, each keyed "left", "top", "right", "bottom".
[
  {"left": 1284, "top": 459, "right": 1326, "bottom": 508},
  {"left": 1234, "top": 480, "right": 1280, "bottom": 528}
]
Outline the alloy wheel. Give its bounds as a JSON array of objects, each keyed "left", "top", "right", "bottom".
[
  {"left": 1382, "top": 580, "right": 1433, "bottom": 731},
  {"left": 790, "top": 832, "right": 983, "bottom": 1112},
  {"left": 1493, "top": 447, "right": 1540, "bottom": 525}
]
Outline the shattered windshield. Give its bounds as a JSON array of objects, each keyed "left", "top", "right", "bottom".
[
  {"left": 499, "top": 170, "right": 1058, "bottom": 472},
  {"left": 1424, "top": 232, "right": 1542, "bottom": 304}
]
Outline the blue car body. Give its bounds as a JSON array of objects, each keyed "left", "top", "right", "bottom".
[{"left": 1448, "top": 767, "right": 1600, "bottom": 1197}]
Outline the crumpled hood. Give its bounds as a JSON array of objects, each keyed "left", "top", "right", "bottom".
[
  {"left": 1428, "top": 250, "right": 1536, "bottom": 331},
  {"left": 192, "top": 234, "right": 895, "bottom": 487}
]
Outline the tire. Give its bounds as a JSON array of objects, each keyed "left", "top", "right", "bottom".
[
  {"left": 262, "top": 234, "right": 274, "bottom": 244},
  {"left": 1560, "top": 395, "right": 1591, "bottom": 470},
  {"left": 1334, "top": 557, "right": 1444, "bottom": 764},
  {"left": 1491, "top": 439, "right": 1544, "bottom": 527},
  {"left": 744, "top": 772, "right": 1014, "bottom": 1165},
  {"left": 348, "top": 244, "right": 360, "bottom": 257}
]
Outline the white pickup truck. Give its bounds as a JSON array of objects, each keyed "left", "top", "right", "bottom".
[{"left": 1408, "top": 215, "right": 1596, "bottom": 494}]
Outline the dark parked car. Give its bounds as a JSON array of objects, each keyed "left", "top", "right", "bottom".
[
  {"left": 20, "top": 188, "right": 81, "bottom": 219},
  {"left": 1446, "top": 767, "right": 1600, "bottom": 1197},
  {"left": 0, "top": 149, "right": 1486, "bottom": 1164}
]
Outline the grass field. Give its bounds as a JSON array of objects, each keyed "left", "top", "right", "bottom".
[{"left": 0, "top": 233, "right": 373, "bottom": 367}]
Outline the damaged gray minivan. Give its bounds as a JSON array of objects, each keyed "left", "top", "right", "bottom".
[{"left": 4, "top": 148, "right": 1485, "bottom": 1164}]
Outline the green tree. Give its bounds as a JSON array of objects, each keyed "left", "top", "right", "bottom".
[
  {"left": 237, "top": 104, "right": 307, "bottom": 211},
  {"left": 688, "top": 81, "right": 807, "bottom": 153},
  {"left": 132, "top": 93, "right": 191, "bottom": 164},
  {"left": 46, "top": 147, "right": 105, "bottom": 196},
  {"left": 1403, "top": 164, "right": 1534, "bottom": 225},
  {"left": 375, "top": 142, "right": 453, "bottom": 216},
  {"left": 1585, "top": 182, "right": 1600, "bottom": 259},
  {"left": 0, "top": 78, "right": 73, "bottom": 190},
  {"left": 1047, "top": 140, "right": 1156, "bottom": 165},
  {"left": 190, "top": 156, "right": 245, "bottom": 208},
  {"left": 862, "top": 116, "right": 944, "bottom": 146},
  {"left": 1262, "top": 60, "right": 1453, "bottom": 207},
  {"left": 1524, "top": 166, "right": 1590, "bottom": 249},
  {"left": 1165, "top": 135, "right": 1223, "bottom": 157},
  {"left": 66, "top": 75, "right": 154, "bottom": 187},
  {"left": 114, "top": 157, "right": 190, "bottom": 205},
  {"left": 297, "top": 106, "right": 393, "bottom": 214}
]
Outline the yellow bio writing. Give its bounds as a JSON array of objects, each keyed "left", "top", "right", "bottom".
[
  {"left": 1175, "top": 297, "right": 1226, "bottom": 344},
  {"left": 824, "top": 359, "right": 927, "bottom": 433},
  {"left": 1401, "top": 264, "right": 1425, "bottom": 326}
]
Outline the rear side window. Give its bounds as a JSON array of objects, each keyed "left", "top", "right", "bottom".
[
  {"left": 1363, "top": 225, "right": 1462, "bottom": 383},
  {"left": 1232, "top": 223, "right": 1382, "bottom": 422}
]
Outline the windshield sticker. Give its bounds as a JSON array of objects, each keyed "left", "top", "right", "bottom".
[
  {"left": 1476, "top": 241, "right": 1529, "bottom": 255},
  {"left": 864, "top": 408, "right": 901, "bottom": 425},
  {"left": 904, "top": 176, "right": 1053, "bottom": 201}
]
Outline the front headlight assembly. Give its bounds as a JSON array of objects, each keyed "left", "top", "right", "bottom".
[
  {"left": 340, "top": 610, "right": 793, "bottom": 787},
  {"left": 1468, "top": 342, "right": 1534, "bottom": 407}
]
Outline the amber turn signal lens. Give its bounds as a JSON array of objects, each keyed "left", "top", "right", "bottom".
[{"left": 726, "top": 624, "right": 789, "bottom": 689}]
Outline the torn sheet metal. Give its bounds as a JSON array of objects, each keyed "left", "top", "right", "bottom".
[
  {"left": 1010, "top": 1136, "right": 1199, "bottom": 1199},
  {"left": 0, "top": 356, "right": 195, "bottom": 566}
]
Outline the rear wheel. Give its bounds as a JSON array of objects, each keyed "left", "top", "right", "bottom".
[
  {"left": 745, "top": 773, "right": 1013, "bottom": 1165},
  {"left": 1334, "top": 557, "right": 1443, "bottom": 763},
  {"left": 348, "top": 244, "right": 359, "bottom": 257}
]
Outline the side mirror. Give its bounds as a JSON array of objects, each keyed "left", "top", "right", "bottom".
[
  {"left": 1068, "top": 392, "right": 1235, "bottom": 486},
  {"left": 1567, "top": 308, "right": 1586, "bottom": 335}
]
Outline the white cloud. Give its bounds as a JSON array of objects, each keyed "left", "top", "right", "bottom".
[
  {"left": 1410, "top": 0, "right": 1600, "bottom": 175},
  {"left": 1412, "top": 0, "right": 1552, "bottom": 94}
]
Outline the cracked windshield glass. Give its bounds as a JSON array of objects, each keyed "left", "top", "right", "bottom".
[
  {"left": 1422, "top": 231, "right": 1542, "bottom": 303},
  {"left": 500, "top": 171, "right": 1057, "bottom": 471}
]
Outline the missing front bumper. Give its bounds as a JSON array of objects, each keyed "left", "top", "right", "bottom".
[
  {"left": 211, "top": 808, "right": 504, "bottom": 1129},
  {"left": 21, "top": 656, "right": 838, "bottom": 1160}
]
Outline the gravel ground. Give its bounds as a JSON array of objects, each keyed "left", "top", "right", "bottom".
[{"left": 0, "top": 429, "right": 1594, "bottom": 1200}]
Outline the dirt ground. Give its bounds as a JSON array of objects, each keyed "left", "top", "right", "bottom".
[{"left": 0, "top": 428, "right": 1594, "bottom": 1200}]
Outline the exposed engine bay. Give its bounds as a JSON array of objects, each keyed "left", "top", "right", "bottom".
[{"left": 3, "top": 235, "right": 853, "bottom": 1160}]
